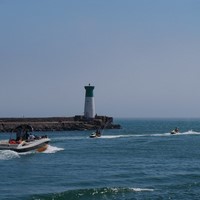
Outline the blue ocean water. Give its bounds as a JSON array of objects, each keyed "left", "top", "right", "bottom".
[{"left": 1, "top": 118, "right": 200, "bottom": 200}]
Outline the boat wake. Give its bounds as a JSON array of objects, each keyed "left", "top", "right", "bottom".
[
  {"left": 100, "top": 135, "right": 131, "bottom": 139},
  {"left": 177, "top": 130, "right": 200, "bottom": 135},
  {"left": 153, "top": 130, "right": 200, "bottom": 137},
  {"left": 42, "top": 145, "right": 64, "bottom": 154},
  {"left": 0, "top": 145, "right": 64, "bottom": 160},
  {"left": 91, "top": 134, "right": 144, "bottom": 139},
  {"left": 95, "top": 130, "right": 200, "bottom": 139},
  {"left": 0, "top": 150, "right": 20, "bottom": 160}
]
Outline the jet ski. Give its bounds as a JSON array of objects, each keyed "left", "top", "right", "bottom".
[
  {"left": 0, "top": 124, "right": 50, "bottom": 153},
  {"left": 89, "top": 120, "right": 112, "bottom": 138},
  {"left": 89, "top": 131, "right": 101, "bottom": 138},
  {"left": 171, "top": 127, "right": 179, "bottom": 135}
]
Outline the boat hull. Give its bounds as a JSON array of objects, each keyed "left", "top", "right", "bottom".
[{"left": 0, "top": 138, "right": 50, "bottom": 153}]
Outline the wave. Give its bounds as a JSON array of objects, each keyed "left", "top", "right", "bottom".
[
  {"left": 42, "top": 145, "right": 64, "bottom": 154},
  {"left": 0, "top": 150, "right": 20, "bottom": 160},
  {"left": 0, "top": 145, "right": 64, "bottom": 160},
  {"left": 177, "top": 130, "right": 200, "bottom": 135},
  {"left": 100, "top": 135, "right": 132, "bottom": 139},
  {"left": 31, "top": 187, "right": 154, "bottom": 200}
]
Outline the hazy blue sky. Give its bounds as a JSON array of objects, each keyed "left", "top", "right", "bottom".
[{"left": 1, "top": 0, "right": 200, "bottom": 118}]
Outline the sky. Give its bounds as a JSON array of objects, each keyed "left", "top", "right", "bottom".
[{"left": 1, "top": 0, "right": 200, "bottom": 118}]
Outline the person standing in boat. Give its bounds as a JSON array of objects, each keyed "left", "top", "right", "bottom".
[
  {"left": 24, "top": 130, "right": 30, "bottom": 140},
  {"left": 95, "top": 128, "right": 101, "bottom": 137}
]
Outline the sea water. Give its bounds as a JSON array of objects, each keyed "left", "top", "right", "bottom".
[{"left": 1, "top": 118, "right": 200, "bottom": 200}]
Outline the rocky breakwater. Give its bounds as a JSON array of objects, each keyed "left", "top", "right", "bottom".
[{"left": 0, "top": 116, "right": 121, "bottom": 132}]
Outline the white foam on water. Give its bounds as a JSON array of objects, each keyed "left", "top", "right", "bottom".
[
  {"left": 130, "top": 188, "right": 154, "bottom": 192},
  {"left": 18, "top": 151, "right": 35, "bottom": 155},
  {"left": 149, "top": 130, "right": 200, "bottom": 137},
  {"left": 164, "top": 130, "right": 200, "bottom": 136},
  {"left": 100, "top": 135, "right": 128, "bottom": 139},
  {"left": 108, "top": 187, "right": 154, "bottom": 193},
  {"left": 0, "top": 150, "right": 20, "bottom": 160},
  {"left": 0, "top": 145, "right": 65, "bottom": 159},
  {"left": 92, "top": 187, "right": 154, "bottom": 195},
  {"left": 99, "top": 134, "right": 144, "bottom": 139},
  {"left": 150, "top": 133, "right": 171, "bottom": 137},
  {"left": 92, "top": 130, "right": 200, "bottom": 139},
  {"left": 42, "top": 145, "right": 64, "bottom": 154},
  {"left": 180, "top": 130, "right": 200, "bottom": 135}
]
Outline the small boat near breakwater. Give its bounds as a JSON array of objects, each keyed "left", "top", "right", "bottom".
[
  {"left": 89, "top": 130, "right": 101, "bottom": 138},
  {"left": 0, "top": 124, "right": 50, "bottom": 153},
  {"left": 89, "top": 119, "right": 111, "bottom": 138}
]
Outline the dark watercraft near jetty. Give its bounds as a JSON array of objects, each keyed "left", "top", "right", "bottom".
[{"left": 0, "top": 115, "right": 121, "bottom": 132}]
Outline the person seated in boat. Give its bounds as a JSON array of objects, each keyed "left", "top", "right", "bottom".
[
  {"left": 175, "top": 127, "right": 179, "bottom": 133},
  {"left": 28, "top": 133, "right": 36, "bottom": 141},
  {"left": 171, "top": 127, "right": 179, "bottom": 134}
]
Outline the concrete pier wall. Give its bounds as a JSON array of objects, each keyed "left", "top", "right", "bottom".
[{"left": 0, "top": 116, "right": 121, "bottom": 132}]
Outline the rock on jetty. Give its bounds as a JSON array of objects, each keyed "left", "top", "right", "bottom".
[{"left": 0, "top": 116, "right": 121, "bottom": 132}]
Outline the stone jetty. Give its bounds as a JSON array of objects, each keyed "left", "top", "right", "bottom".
[{"left": 0, "top": 115, "right": 121, "bottom": 132}]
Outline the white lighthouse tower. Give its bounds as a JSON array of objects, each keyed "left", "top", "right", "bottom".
[{"left": 84, "top": 84, "right": 95, "bottom": 119}]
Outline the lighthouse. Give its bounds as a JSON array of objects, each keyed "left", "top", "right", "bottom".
[{"left": 84, "top": 84, "right": 95, "bottom": 119}]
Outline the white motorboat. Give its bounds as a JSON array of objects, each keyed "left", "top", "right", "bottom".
[{"left": 0, "top": 124, "right": 50, "bottom": 153}]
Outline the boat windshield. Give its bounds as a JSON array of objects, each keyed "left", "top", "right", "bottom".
[{"left": 13, "top": 124, "right": 33, "bottom": 141}]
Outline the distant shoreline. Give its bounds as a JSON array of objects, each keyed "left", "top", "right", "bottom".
[{"left": 0, "top": 116, "right": 121, "bottom": 132}]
